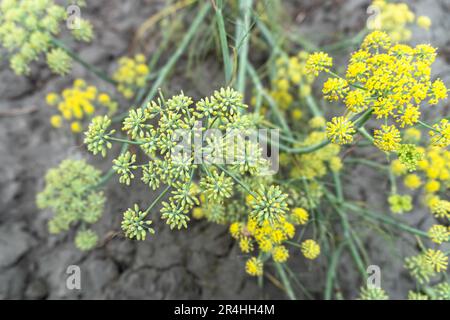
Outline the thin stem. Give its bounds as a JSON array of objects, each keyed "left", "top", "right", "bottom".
[
  {"left": 107, "top": 136, "right": 143, "bottom": 145},
  {"left": 344, "top": 158, "right": 388, "bottom": 171},
  {"left": 333, "top": 171, "right": 343, "bottom": 203},
  {"left": 50, "top": 38, "right": 116, "bottom": 85},
  {"left": 341, "top": 201, "right": 430, "bottom": 239},
  {"left": 144, "top": 184, "right": 172, "bottom": 214},
  {"left": 247, "top": 63, "right": 293, "bottom": 137},
  {"left": 358, "top": 126, "right": 374, "bottom": 142},
  {"left": 324, "top": 241, "right": 346, "bottom": 300},
  {"left": 235, "top": 0, "right": 253, "bottom": 93},
  {"left": 214, "top": 164, "right": 256, "bottom": 197},
  {"left": 305, "top": 95, "right": 322, "bottom": 117},
  {"left": 274, "top": 262, "right": 297, "bottom": 300},
  {"left": 214, "top": 0, "right": 233, "bottom": 84},
  {"left": 418, "top": 120, "right": 439, "bottom": 133}
]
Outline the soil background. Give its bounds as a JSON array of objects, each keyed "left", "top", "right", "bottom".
[{"left": 0, "top": 0, "right": 449, "bottom": 299}]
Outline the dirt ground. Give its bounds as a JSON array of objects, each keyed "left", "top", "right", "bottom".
[{"left": 0, "top": 0, "right": 449, "bottom": 299}]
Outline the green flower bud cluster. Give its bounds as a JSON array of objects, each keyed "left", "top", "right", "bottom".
[
  {"left": 397, "top": 144, "right": 423, "bottom": 172},
  {"left": 84, "top": 88, "right": 289, "bottom": 233},
  {"left": 388, "top": 193, "right": 412, "bottom": 214},
  {"left": 36, "top": 159, "right": 105, "bottom": 250},
  {"left": 358, "top": 286, "right": 389, "bottom": 300},
  {"left": 121, "top": 204, "right": 155, "bottom": 240},
  {"left": 84, "top": 116, "right": 115, "bottom": 157},
  {"left": 75, "top": 229, "right": 98, "bottom": 251},
  {"left": 249, "top": 185, "right": 289, "bottom": 224},
  {"left": 0, "top": 0, "right": 93, "bottom": 75},
  {"left": 405, "top": 253, "right": 437, "bottom": 284}
]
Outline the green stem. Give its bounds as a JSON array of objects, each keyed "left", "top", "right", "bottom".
[
  {"left": 247, "top": 63, "right": 293, "bottom": 137},
  {"left": 341, "top": 201, "right": 430, "bottom": 239},
  {"left": 107, "top": 136, "right": 143, "bottom": 145},
  {"left": 144, "top": 184, "right": 172, "bottom": 214},
  {"left": 344, "top": 158, "right": 388, "bottom": 171},
  {"left": 305, "top": 95, "right": 322, "bottom": 117},
  {"left": 418, "top": 120, "right": 439, "bottom": 132},
  {"left": 324, "top": 242, "right": 346, "bottom": 300},
  {"left": 358, "top": 126, "right": 374, "bottom": 142},
  {"left": 50, "top": 38, "right": 116, "bottom": 85},
  {"left": 214, "top": 0, "right": 233, "bottom": 84},
  {"left": 214, "top": 164, "right": 256, "bottom": 197},
  {"left": 235, "top": 0, "right": 253, "bottom": 93},
  {"left": 333, "top": 171, "right": 343, "bottom": 203},
  {"left": 325, "top": 187, "right": 366, "bottom": 279},
  {"left": 274, "top": 263, "right": 297, "bottom": 300}
]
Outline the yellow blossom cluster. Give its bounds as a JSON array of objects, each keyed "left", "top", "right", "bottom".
[
  {"left": 289, "top": 126, "right": 343, "bottom": 179},
  {"left": 112, "top": 54, "right": 149, "bottom": 99},
  {"left": 266, "top": 51, "right": 315, "bottom": 120},
  {"left": 229, "top": 205, "right": 320, "bottom": 276},
  {"left": 368, "top": 0, "right": 431, "bottom": 42},
  {"left": 392, "top": 146, "right": 450, "bottom": 221},
  {"left": 46, "top": 79, "right": 117, "bottom": 133},
  {"left": 308, "top": 31, "right": 448, "bottom": 152}
]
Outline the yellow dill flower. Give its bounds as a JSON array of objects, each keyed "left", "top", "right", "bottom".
[
  {"left": 391, "top": 159, "right": 407, "bottom": 176},
  {"left": 397, "top": 105, "right": 420, "bottom": 127},
  {"left": 70, "top": 121, "right": 82, "bottom": 133},
  {"left": 428, "top": 225, "right": 450, "bottom": 244},
  {"left": 430, "top": 119, "right": 450, "bottom": 148},
  {"left": 239, "top": 237, "right": 254, "bottom": 253},
  {"left": 291, "top": 208, "right": 309, "bottom": 225},
  {"left": 50, "top": 115, "right": 62, "bottom": 128},
  {"left": 326, "top": 116, "right": 356, "bottom": 145},
  {"left": 229, "top": 222, "right": 242, "bottom": 239},
  {"left": 257, "top": 237, "right": 273, "bottom": 253},
  {"left": 404, "top": 127, "right": 421, "bottom": 142},
  {"left": 425, "top": 180, "right": 440, "bottom": 193},
  {"left": 403, "top": 174, "right": 422, "bottom": 190},
  {"left": 417, "top": 16, "right": 432, "bottom": 30},
  {"left": 270, "top": 229, "right": 287, "bottom": 245},
  {"left": 291, "top": 109, "right": 302, "bottom": 120},
  {"left": 272, "top": 245, "right": 289, "bottom": 263},
  {"left": 245, "top": 194, "right": 255, "bottom": 206},
  {"left": 246, "top": 218, "right": 258, "bottom": 235},
  {"left": 47, "top": 80, "right": 116, "bottom": 133},
  {"left": 346, "top": 62, "right": 367, "bottom": 82},
  {"left": 388, "top": 194, "right": 413, "bottom": 214},
  {"left": 46, "top": 93, "right": 59, "bottom": 106},
  {"left": 98, "top": 93, "right": 111, "bottom": 105},
  {"left": 425, "top": 249, "right": 448, "bottom": 272},
  {"left": 374, "top": 125, "right": 401, "bottom": 152},
  {"left": 361, "top": 30, "right": 391, "bottom": 50},
  {"left": 306, "top": 52, "right": 332, "bottom": 76},
  {"left": 309, "top": 116, "right": 326, "bottom": 129},
  {"left": 329, "top": 156, "right": 343, "bottom": 172},
  {"left": 275, "top": 78, "right": 289, "bottom": 91},
  {"left": 429, "top": 79, "right": 448, "bottom": 105},
  {"left": 322, "top": 78, "right": 349, "bottom": 101},
  {"left": 283, "top": 222, "right": 295, "bottom": 239},
  {"left": 245, "top": 257, "right": 263, "bottom": 276},
  {"left": 428, "top": 197, "right": 450, "bottom": 219},
  {"left": 192, "top": 207, "right": 204, "bottom": 219},
  {"left": 344, "top": 89, "right": 369, "bottom": 113},
  {"left": 301, "top": 239, "right": 320, "bottom": 260},
  {"left": 113, "top": 54, "right": 149, "bottom": 98},
  {"left": 74, "top": 79, "right": 86, "bottom": 88}
]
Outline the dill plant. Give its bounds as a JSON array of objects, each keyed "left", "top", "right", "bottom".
[{"left": 28, "top": 0, "right": 450, "bottom": 300}]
